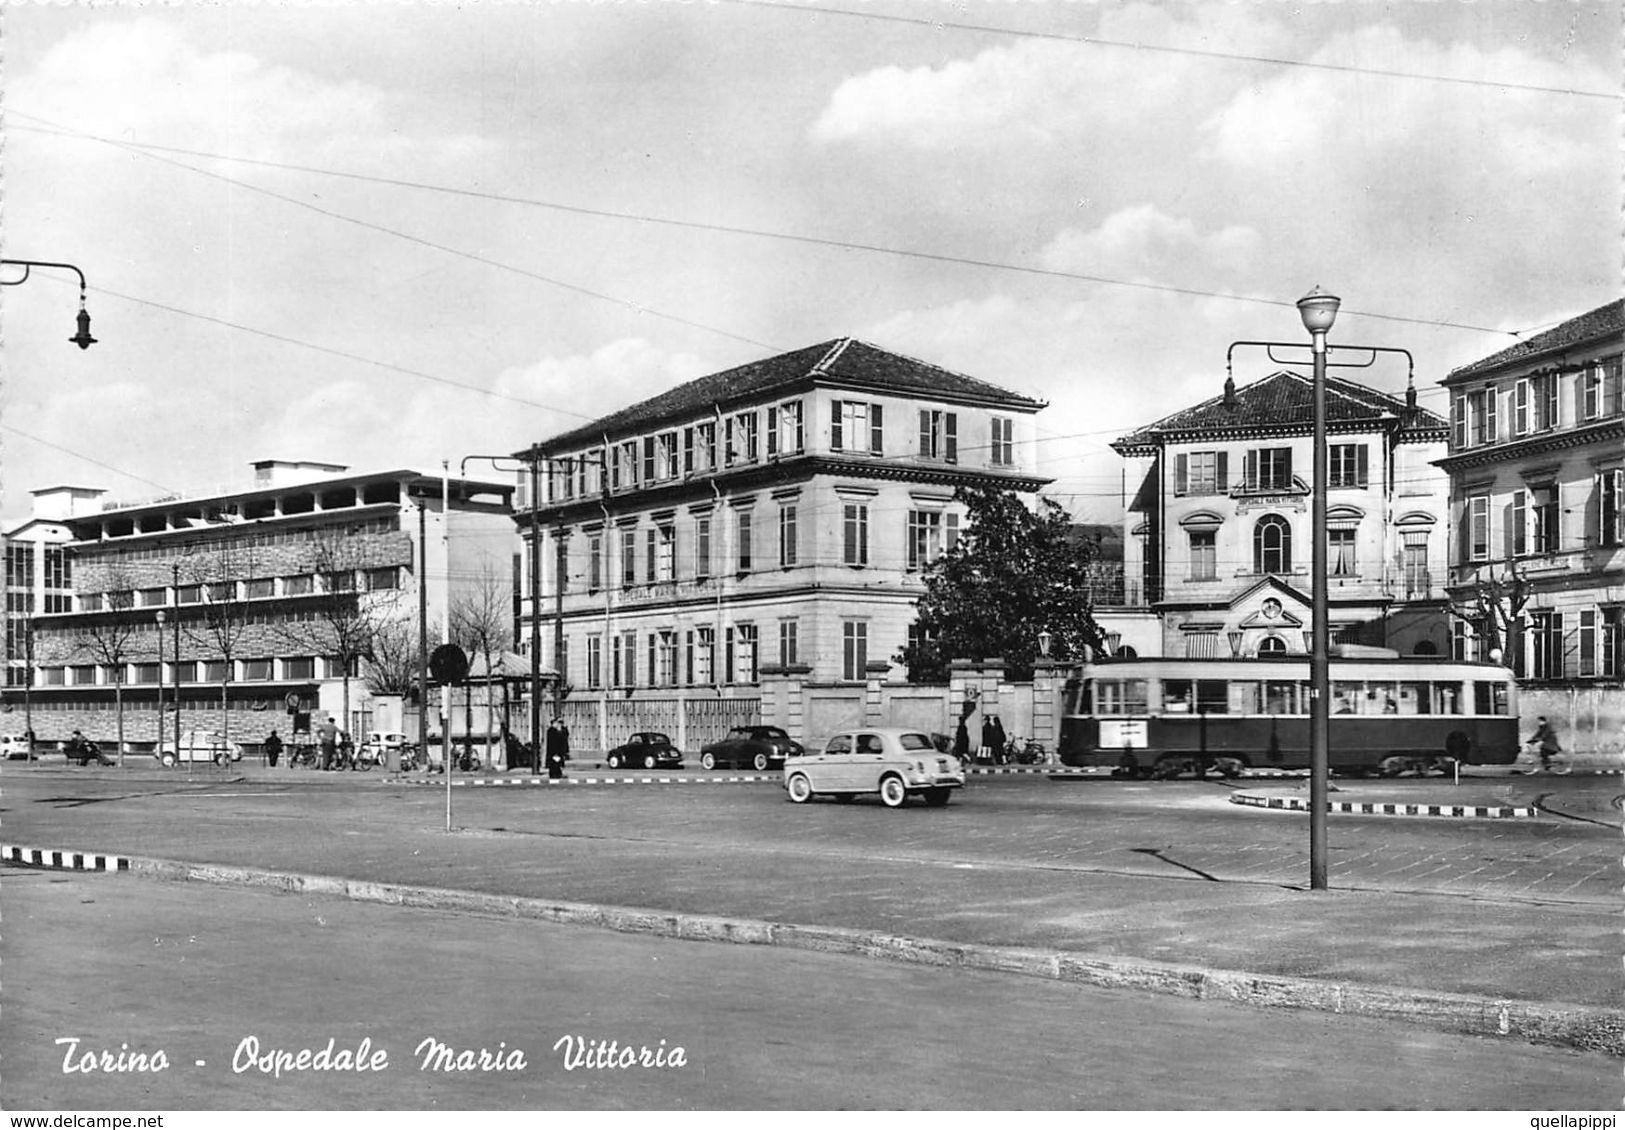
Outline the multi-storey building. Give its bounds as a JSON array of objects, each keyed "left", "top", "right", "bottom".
[
  {"left": 19, "top": 460, "right": 513, "bottom": 749},
  {"left": 1437, "top": 300, "right": 1624, "bottom": 704},
  {"left": 516, "top": 337, "right": 1047, "bottom": 711},
  {"left": 1112, "top": 370, "right": 1452, "bottom": 658},
  {"left": 3, "top": 487, "right": 108, "bottom": 742}
]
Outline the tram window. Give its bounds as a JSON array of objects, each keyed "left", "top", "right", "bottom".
[
  {"left": 1264, "top": 680, "right": 1299, "bottom": 714},
  {"left": 1163, "top": 679, "right": 1194, "bottom": 713},
  {"left": 1229, "top": 681, "right": 1261, "bottom": 714},
  {"left": 1095, "top": 679, "right": 1148, "bottom": 715},
  {"left": 1197, "top": 680, "right": 1228, "bottom": 714},
  {"left": 1397, "top": 681, "right": 1431, "bottom": 715},
  {"left": 1332, "top": 682, "right": 1362, "bottom": 714},
  {"left": 1367, "top": 682, "right": 1400, "bottom": 714},
  {"left": 1473, "top": 681, "right": 1510, "bottom": 715},
  {"left": 1434, "top": 682, "right": 1462, "bottom": 714}
]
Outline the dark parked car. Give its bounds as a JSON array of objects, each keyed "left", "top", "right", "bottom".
[
  {"left": 605, "top": 732, "right": 684, "bottom": 770},
  {"left": 700, "top": 725, "right": 804, "bottom": 771}
]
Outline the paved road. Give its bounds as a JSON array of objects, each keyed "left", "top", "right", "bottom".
[
  {"left": 2, "top": 768, "right": 1617, "bottom": 1012},
  {"left": 3, "top": 870, "right": 1616, "bottom": 1111}
]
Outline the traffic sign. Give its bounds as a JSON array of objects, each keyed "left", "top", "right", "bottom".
[{"left": 429, "top": 643, "right": 469, "bottom": 685}]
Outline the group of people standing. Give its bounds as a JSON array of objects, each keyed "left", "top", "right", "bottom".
[{"left": 952, "top": 712, "right": 1007, "bottom": 765}]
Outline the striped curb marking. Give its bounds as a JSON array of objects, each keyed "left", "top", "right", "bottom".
[
  {"left": 3, "top": 844, "right": 131, "bottom": 871},
  {"left": 388, "top": 774, "right": 780, "bottom": 787},
  {"left": 1229, "top": 792, "right": 1537, "bottom": 819},
  {"left": 54, "top": 851, "right": 1624, "bottom": 1057}
]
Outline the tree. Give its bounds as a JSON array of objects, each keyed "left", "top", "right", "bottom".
[
  {"left": 281, "top": 531, "right": 403, "bottom": 741},
  {"left": 365, "top": 615, "right": 421, "bottom": 698},
  {"left": 898, "top": 486, "right": 1106, "bottom": 683},
  {"left": 183, "top": 545, "right": 258, "bottom": 754},
  {"left": 76, "top": 567, "right": 140, "bottom": 766},
  {"left": 1446, "top": 563, "right": 1532, "bottom": 668},
  {"left": 449, "top": 556, "right": 515, "bottom": 761}
]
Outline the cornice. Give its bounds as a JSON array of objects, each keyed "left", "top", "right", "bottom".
[{"left": 1434, "top": 418, "right": 1625, "bottom": 473}]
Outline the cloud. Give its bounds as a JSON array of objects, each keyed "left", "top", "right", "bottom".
[
  {"left": 810, "top": 4, "right": 1287, "bottom": 148},
  {"left": 1040, "top": 205, "right": 1263, "bottom": 285}
]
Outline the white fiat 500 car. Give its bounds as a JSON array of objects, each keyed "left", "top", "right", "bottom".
[{"left": 783, "top": 727, "right": 966, "bottom": 808}]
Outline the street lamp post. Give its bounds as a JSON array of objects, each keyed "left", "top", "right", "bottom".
[
  {"left": 1228, "top": 288, "right": 1416, "bottom": 892},
  {"left": 1297, "top": 286, "right": 1341, "bottom": 892},
  {"left": 0, "top": 259, "right": 98, "bottom": 348},
  {"left": 155, "top": 610, "right": 166, "bottom": 765}
]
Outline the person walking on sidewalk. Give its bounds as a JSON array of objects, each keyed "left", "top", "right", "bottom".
[
  {"left": 1526, "top": 715, "right": 1562, "bottom": 772},
  {"left": 264, "top": 730, "right": 283, "bottom": 768}
]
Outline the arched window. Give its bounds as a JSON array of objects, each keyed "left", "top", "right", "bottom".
[
  {"left": 1257, "top": 635, "right": 1288, "bottom": 656},
  {"left": 1254, "top": 515, "right": 1292, "bottom": 574}
]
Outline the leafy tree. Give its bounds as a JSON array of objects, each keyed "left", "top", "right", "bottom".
[
  {"left": 183, "top": 545, "right": 259, "bottom": 754},
  {"left": 898, "top": 486, "right": 1106, "bottom": 682}
]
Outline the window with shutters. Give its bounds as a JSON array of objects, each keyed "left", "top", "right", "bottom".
[
  {"left": 1468, "top": 387, "right": 1498, "bottom": 445},
  {"left": 1244, "top": 448, "right": 1293, "bottom": 492},
  {"left": 778, "top": 620, "right": 798, "bottom": 667},
  {"left": 737, "top": 510, "right": 754, "bottom": 572},
  {"left": 843, "top": 503, "right": 869, "bottom": 566},
  {"left": 831, "top": 400, "right": 883, "bottom": 455},
  {"left": 1174, "top": 450, "right": 1226, "bottom": 495},
  {"left": 1583, "top": 367, "right": 1604, "bottom": 421},
  {"left": 1513, "top": 379, "right": 1533, "bottom": 435},
  {"left": 1603, "top": 607, "right": 1624, "bottom": 678},
  {"left": 1510, "top": 490, "right": 1527, "bottom": 557},
  {"left": 1598, "top": 468, "right": 1623, "bottom": 547},
  {"left": 621, "top": 527, "right": 638, "bottom": 587},
  {"left": 586, "top": 634, "right": 602, "bottom": 689},
  {"left": 778, "top": 504, "right": 798, "bottom": 568},
  {"left": 1539, "top": 374, "right": 1559, "bottom": 430},
  {"left": 727, "top": 412, "right": 758, "bottom": 465},
  {"left": 1579, "top": 611, "right": 1597, "bottom": 677},
  {"left": 588, "top": 533, "right": 603, "bottom": 593},
  {"left": 694, "top": 517, "right": 711, "bottom": 581},
  {"left": 1531, "top": 611, "right": 1564, "bottom": 680},
  {"left": 842, "top": 621, "right": 868, "bottom": 681},
  {"left": 1188, "top": 530, "right": 1216, "bottom": 581},
  {"left": 906, "top": 510, "right": 959, "bottom": 569},
  {"left": 1467, "top": 495, "right": 1491, "bottom": 562},
  {"left": 918, "top": 410, "right": 958, "bottom": 462},
  {"left": 1531, "top": 485, "right": 1559, "bottom": 554},
  {"left": 990, "top": 417, "right": 1014, "bottom": 466},
  {"left": 1328, "top": 444, "right": 1368, "bottom": 489}
]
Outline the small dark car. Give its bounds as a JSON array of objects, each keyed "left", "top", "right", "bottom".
[
  {"left": 605, "top": 731, "right": 684, "bottom": 770},
  {"left": 700, "top": 725, "right": 804, "bottom": 771}
]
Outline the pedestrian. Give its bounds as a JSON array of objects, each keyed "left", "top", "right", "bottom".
[
  {"left": 264, "top": 729, "right": 283, "bottom": 768},
  {"left": 545, "top": 716, "right": 570, "bottom": 779},
  {"left": 1527, "top": 715, "right": 1561, "bottom": 772},
  {"left": 980, "top": 715, "right": 997, "bottom": 765},
  {"left": 318, "top": 717, "right": 338, "bottom": 771},
  {"left": 952, "top": 716, "right": 970, "bottom": 765},
  {"left": 990, "top": 715, "right": 1007, "bottom": 762}
]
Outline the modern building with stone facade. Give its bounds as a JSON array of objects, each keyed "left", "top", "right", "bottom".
[
  {"left": 515, "top": 337, "right": 1047, "bottom": 746},
  {"left": 1436, "top": 298, "right": 1623, "bottom": 752},
  {"left": 1112, "top": 370, "right": 1452, "bottom": 659},
  {"left": 15, "top": 460, "right": 513, "bottom": 751}
]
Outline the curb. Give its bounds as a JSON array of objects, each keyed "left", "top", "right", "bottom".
[
  {"left": 2, "top": 844, "right": 132, "bottom": 871},
  {"left": 387, "top": 773, "right": 780, "bottom": 787},
  {"left": 5, "top": 841, "right": 1617, "bottom": 1056},
  {"left": 1229, "top": 792, "right": 1538, "bottom": 819}
]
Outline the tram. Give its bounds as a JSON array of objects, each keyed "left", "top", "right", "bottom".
[{"left": 1058, "top": 650, "right": 1521, "bottom": 778}]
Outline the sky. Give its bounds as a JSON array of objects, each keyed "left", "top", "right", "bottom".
[{"left": 1, "top": 0, "right": 1619, "bottom": 529}]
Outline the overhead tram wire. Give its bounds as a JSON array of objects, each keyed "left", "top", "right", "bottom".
[
  {"left": 13, "top": 115, "right": 1526, "bottom": 340},
  {"left": 23, "top": 117, "right": 779, "bottom": 358},
  {"left": 719, "top": 0, "right": 1623, "bottom": 102}
]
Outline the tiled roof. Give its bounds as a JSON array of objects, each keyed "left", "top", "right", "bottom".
[
  {"left": 531, "top": 338, "right": 1047, "bottom": 453},
  {"left": 1446, "top": 298, "right": 1624, "bottom": 382},
  {"left": 1112, "top": 370, "right": 1446, "bottom": 450}
]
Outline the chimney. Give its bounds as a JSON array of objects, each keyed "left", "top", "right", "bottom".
[{"left": 1223, "top": 375, "right": 1237, "bottom": 409}]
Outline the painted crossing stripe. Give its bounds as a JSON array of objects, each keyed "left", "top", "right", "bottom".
[
  {"left": 2, "top": 844, "right": 132, "bottom": 871},
  {"left": 1229, "top": 793, "right": 1536, "bottom": 819}
]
